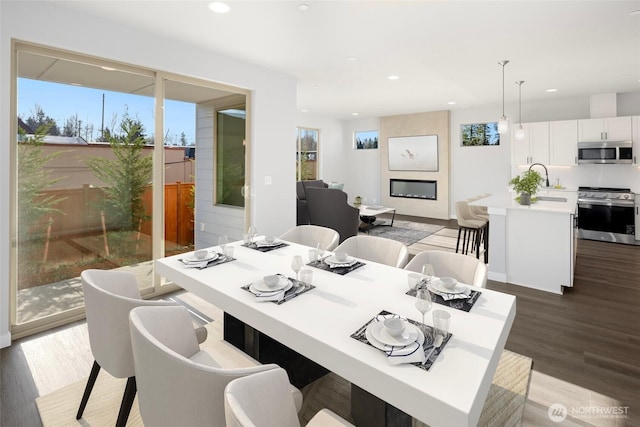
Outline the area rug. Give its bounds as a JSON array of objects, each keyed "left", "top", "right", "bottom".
[
  {"left": 363, "top": 220, "right": 445, "bottom": 246},
  {"left": 36, "top": 347, "right": 531, "bottom": 427}
]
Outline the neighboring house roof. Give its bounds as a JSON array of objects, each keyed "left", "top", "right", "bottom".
[
  {"left": 21, "top": 135, "right": 90, "bottom": 145},
  {"left": 18, "top": 118, "right": 34, "bottom": 134}
]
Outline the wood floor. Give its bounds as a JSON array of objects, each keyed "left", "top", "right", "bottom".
[{"left": 2, "top": 217, "right": 639, "bottom": 426}]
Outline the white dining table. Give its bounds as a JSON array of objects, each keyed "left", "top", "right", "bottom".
[{"left": 154, "top": 238, "right": 516, "bottom": 427}]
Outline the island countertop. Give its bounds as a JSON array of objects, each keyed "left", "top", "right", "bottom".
[{"left": 470, "top": 190, "right": 577, "bottom": 214}]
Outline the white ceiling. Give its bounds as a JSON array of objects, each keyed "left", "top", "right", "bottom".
[{"left": 56, "top": 0, "right": 640, "bottom": 120}]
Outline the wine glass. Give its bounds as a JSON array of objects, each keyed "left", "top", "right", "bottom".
[
  {"left": 316, "top": 242, "right": 325, "bottom": 262},
  {"left": 415, "top": 287, "right": 433, "bottom": 338},
  {"left": 291, "top": 255, "right": 304, "bottom": 281},
  {"left": 421, "top": 264, "right": 434, "bottom": 286},
  {"left": 218, "top": 235, "right": 229, "bottom": 252},
  {"left": 247, "top": 225, "right": 257, "bottom": 245}
]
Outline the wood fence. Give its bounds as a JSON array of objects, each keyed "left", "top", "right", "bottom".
[{"left": 32, "top": 182, "right": 194, "bottom": 247}]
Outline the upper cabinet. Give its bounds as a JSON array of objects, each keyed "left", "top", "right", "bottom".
[
  {"left": 578, "top": 117, "right": 632, "bottom": 142},
  {"left": 550, "top": 120, "right": 578, "bottom": 166},
  {"left": 633, "top": 116, "right": 640, "bottom": 165},
  {"left": 512, "top": 122, "right": 550, "bottom": 165}
]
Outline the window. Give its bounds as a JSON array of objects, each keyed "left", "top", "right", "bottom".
[
  {"left": 216, "top": 107, "right": 246, "bottom": 207},
  {"left": 296, "top": 127, "right": 318, "bottom": 180}
]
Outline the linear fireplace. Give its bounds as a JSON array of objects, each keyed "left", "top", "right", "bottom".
[{"left": 390, "top": 179, "right": 437, "bottom": 200}]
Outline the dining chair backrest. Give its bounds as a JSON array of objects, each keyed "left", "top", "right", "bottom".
[
  {"left": 279, "top": 225, "right": 340, "bottom": 251},
  {"left": 224, "top": 367, "right": 354, "bottom": 427},
  {"left": 81, "top": 269, "right": 176, "bottom": 378},
  {"left": 455, "top": 200, "right": 486, "bottom": 229},
  {"left": 224, "top": 368, "right": 301, "bottom": 427},
  {"left": 334, "top": 235, "right": 409, "bottom": 268},
  {"left": 404, "top": 250, "right": 488, "bottom": 288},
  {"left": 129, "top": 305, "right": 285, "bottom": 427}
]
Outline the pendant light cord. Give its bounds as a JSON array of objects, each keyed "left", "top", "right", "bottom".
[{"left": 498, "top": 60, "right": 509, "bottom": 119}]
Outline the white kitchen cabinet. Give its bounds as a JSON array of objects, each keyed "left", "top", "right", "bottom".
[
  {"left": 511, "top": 121, "right": 549, "bottom": 165},
  {"left": 578, "top": 116, "right": 632, "bottom": 142},
  {"left": 636, "top": 197, "right": 640, "bottom": 241},
  {"left": 550, "top": 120, "right": 578, "bottom": 165}
]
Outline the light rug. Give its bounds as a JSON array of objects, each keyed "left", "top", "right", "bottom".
[
  {"left": 363, "top": 220, "right": 445, "bottom": 246},
  {"left": 37, "top": 348, "right": 531, "bottom": 427}
]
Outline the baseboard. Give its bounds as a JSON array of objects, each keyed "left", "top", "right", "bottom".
[
  {"left": 488, "top": 272, "right": 507, "bottom": 283},
  {"left": 0, "top": 331, "right": 12, "bottom": 348}
]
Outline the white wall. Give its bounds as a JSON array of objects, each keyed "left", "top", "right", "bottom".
[
  {"left": 342, "top": 118, "right": 381, "bottom": 204},
  {"left": 1, "top": 1, "right": 297, "bottom": 347}
]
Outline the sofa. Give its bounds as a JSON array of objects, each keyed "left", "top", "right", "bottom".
[
  {"left": 296, "top": 180, "right": 328, "bottom": 225},
  {"left": 305, "top": 187, "right": 360, "bottom": 243}
]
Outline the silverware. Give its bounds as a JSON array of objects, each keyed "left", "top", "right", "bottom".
[{"left": 422, "top": 334, "right": 443, "bottom": 365}]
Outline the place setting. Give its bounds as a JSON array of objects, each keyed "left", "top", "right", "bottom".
[
  {"left": 307, "top": 249, "right": 365, "bottom": 275},
  {"left": 350, "top": 308, "right": 452, "bottom": 371},
  {"left": 406, "top": 264, "right": 481, "bottom": 312},
  {"left": 178, "top": 247, "right": 235, "bottom": 270},
  {"left": 242, "top": 228, "right": 289, "bottom": 252},
  {"left": 241, "top": 256, "right": 315, "bottom": 305}
]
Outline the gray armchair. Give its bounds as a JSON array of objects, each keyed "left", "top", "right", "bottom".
[
  {"left": 296, "top": 180, "right": 328, "bottom": 225},
  {"left": 305, "top": 187, "right": 359, "bottom": 243}
]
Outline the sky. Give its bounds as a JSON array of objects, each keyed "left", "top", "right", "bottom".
[{"left": 18, "top": 78, "right": 196, "bottom": 145}]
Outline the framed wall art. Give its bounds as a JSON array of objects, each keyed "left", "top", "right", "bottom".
[{"left": 388, "top": 135, "right": 438, "bottom": 171}]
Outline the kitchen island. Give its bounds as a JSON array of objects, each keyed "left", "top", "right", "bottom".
[{"left": 470, "top": 190, "right": 577, "bottom": 294}]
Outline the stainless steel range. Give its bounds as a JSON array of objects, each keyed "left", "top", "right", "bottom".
[{"left": 577, "top": 186, "right": 636, "bottom": 245}]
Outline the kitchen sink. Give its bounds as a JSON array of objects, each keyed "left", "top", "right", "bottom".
[{"left": 537, "top": 196, "right": 568, "bottom": 202}]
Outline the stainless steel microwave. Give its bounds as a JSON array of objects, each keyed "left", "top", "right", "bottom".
[{"left": 577, "top": 140, "right": 633, "bottom": 164}]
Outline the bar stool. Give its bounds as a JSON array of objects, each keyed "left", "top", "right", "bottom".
[
  {"left": 455, "top": 200, "right": 488, "bottom": 261},
  {"left": 466, "top": 194, "right": 490, "bottom": 263}
]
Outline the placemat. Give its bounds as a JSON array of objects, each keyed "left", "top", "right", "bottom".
[
  {"left": 307, "top": 258, "right": 365, "bottom": 275},
  {"left": 178, "top": 253, "right": 235, "bottom": 269},
  {"left": 241, "top": 276, "right": 315, "bottom": 305},
  {"left": 406, "top": 286, "right": 481, "bottom": 312},
  {"left": 350, "top": 309, "right": 452, "bottom": 371},
  {"left": 242, "top": 242, "right": 289, "bottom": 252}
]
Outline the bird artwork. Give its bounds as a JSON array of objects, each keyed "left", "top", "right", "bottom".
[{"left": 401, "top": 149, "right": 418, "bottom": 160}]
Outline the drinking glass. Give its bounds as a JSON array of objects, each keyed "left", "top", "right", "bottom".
[
  {"left": 300, "top": 269, "right": 313, "bottom": 284},
  {"left": 407, "top": 273, "right": 421, "bottom": 291},
  {"left": 218, "top": 235, "right": 229, "bottom": 251},
  {"left": 291, "top": 255, "right": 304, "bottom": 281},
  {"left": 247, "top": 225, "right": 257, "bottom": 244},
  {"left": 421, "top": 264, "right": 434, "bottom": 285},
  {"left": 316, "top": 242, "right": 325, "bottom": 261},
  {"left": 415, "top": 287, "right": 433, "bottom": 337},
  {"left": 432, "top": 310, "right": 451, "bottom": 341}
]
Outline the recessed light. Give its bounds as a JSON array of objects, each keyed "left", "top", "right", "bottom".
[
  {"left": 71, "top": 83, "right": 82, "bottom": 86},
  {"left": 352, "top": 113, "right": 359, "bottom": 116},
  {"left": 209, "top": 2, "right": 230, "bottom": 13},
  {"left": 546, "top": 88, "right": 558, "bottom": 93},
  {"left": 448, "top": 101, "right": 456, "bottom": 105},
  {"left": 300, "top": 109, "right": 309, "bottom": 113},
  {"left": 101, "top": 66, "right": 116, "bottom": 71},
  {"left": 387, "top": 75, "right": 400, "bottom": 80},
  {"left": 298, "top": 4, "right": 310, "bottom": 11},
  {"left": 347, "top": 57, "right": 357, "bottom": 62},
  {"left": 312, "top": 84, "right": 320, "bottom": 89}
]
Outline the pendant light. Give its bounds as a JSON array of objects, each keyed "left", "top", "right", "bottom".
[
  {"left": 497, "top": 60, "right": 509, "bottom": 134},
  {"left": 515, "top": 80, "right": 525, "bottom": 140}
]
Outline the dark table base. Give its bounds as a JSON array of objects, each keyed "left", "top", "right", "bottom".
[{"left": 223, "top": 312, "right": 413, "bottom": 426}]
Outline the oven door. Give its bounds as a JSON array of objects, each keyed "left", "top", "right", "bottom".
[{"left": 577, "top": 201, "right": 635, "bottom": 235}]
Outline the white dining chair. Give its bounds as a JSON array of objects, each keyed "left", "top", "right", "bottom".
[
  {"left": 78, "top": 269, "right": 205, "bottom": 426},
  {"left": 129, "top": 305, "right": 302, "bottom": 427},
  {"left": 405, "top": 250, "right": 488, "bottom": 288},
  {"left": 279, "top": 224, "right": 340, "bottom": 251},
  {"left": 224, "top": 367, "right": 353, "bottom": 427},
  {"left": 334, "top": 235, "right": 409, "bottom": 268}
]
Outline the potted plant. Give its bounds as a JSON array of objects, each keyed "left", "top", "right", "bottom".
[
  {"left": 509, "top": 170, "right": 543, "bottom": 205},
  {"left": 353, "top": 196, "right": 362, "bottom": 207}
]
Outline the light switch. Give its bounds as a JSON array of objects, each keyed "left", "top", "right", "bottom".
[{"left": 264, "top": 176, "right": 272, "bottom": 185}]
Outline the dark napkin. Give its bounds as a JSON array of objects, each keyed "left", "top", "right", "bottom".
[
  {"left": 307, "top": 257, "right": 365, "bottom": 275},
  {"left": 406, "top": 286, "right": 481, "bottom": 313},
  {"left": 350, "top": 309, "right": 452, "bottom": 371},
  {"left": 241, "top": 275, "right": 315, "bottom": 305}
]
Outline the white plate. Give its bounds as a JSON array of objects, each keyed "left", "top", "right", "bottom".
[
  {"left": 430, "top": 280, "right": 468, "bottom": 295},
  {"left": 183, "top": 252, "right": 218, "bottom": 263},
  {"left": 256, "top": 239, "right": 281, "bottom": 247},
  {"left": 371, "top": 321, "right": 419, "bottom": 347},
  {"left": 250, "top": 277, "right": 292, "bottom": 293},
  {"left": 324, "top": 255, "right": 357, "bottom": 266},
  {"left": 366, "top": 320, "right": 425, "bottom": 351}
]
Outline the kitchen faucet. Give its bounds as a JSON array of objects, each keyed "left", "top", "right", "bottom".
[{"left": 528, "top": 163, "right": 550, "bottom": 187}]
